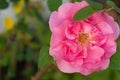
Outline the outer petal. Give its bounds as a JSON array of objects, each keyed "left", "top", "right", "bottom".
[
  {"left": 49, "top": 11, "right": 64, "bottom": 34},
  {"left": 57, "top": 60, "right": 79, "bottom": 73},
  {"left": 102, "top": 39, "right": 116, "bottom": 58},
  {"left": 100, "top": 59, "right": 110, "bottom": 70},
  {"left": 79, "top": 46, "right": 105, "bottom": 75},
  {"left": 101, "top": 12, "right": 120, "bottom": 39},
  {"left": 58, "top": 1, "right": 89, "bottom": 20},
  {"left": 50, "top": 43, "right": 65, "bottom": 60},
  {"left": 90, "top": 12, "right": 120, "bottom": 40},
  {"left": 97, "top": 22, "right": 113, "bottom": 38},
  {"left": 50, "top": 20, "right": 69, "bottom": 48},
  {"left": 50, "top": 34, "right": 64, "bottom": 48}
]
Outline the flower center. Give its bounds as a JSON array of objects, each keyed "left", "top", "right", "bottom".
[{"left": 78, "top": 33, "right": 89, "bottom": 44}]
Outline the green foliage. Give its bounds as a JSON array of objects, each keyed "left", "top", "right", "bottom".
[
  {"left": 38, "top": 45, "right": 51, "bottom": 69},
  {"left": 25, "top": 48, "right": 36, "bottom": 62},
  {"left": 0, "top": 36, "right": 6, "bottom": 50},
  {"left": 117, "top": 16, "right": 120, "bottom": 25},
  {"left": 32, "top": 7, "right": 45, "bottom": 23},
  {"left": 72, "top": 0, "right": 82, "bottom": 2},
  {"left": 17, "top": 48, "right": 24, "bottom": 62},
  {"left": 0, "top": 0, "right": 9, "bottom": 9},
  {"left": 6, "top": 68, "right": 15, "bottom": 79},
  {"left": 10, "top": 0, "right": 18, "bottom": 4},
  {"left": 1, "top": 51, "right": 10, "bottom": 67},
  {"left": 15, "top": 22, "right": 33, "bottom": 34},
  {"left": 41, "top": 68, "right": 111, "bottom": 80},
  {"left": 47, "top": 0, "right": 62, "bottom": 11},
  {"left": 22, "top": 67, "right": 34, "bottom": 80},
  {"left": 86, "top": 0, "right": 103, "bottom": 10},
  {"left": 73, "top": 6, "right": 96, "bottom": 21},
  {"left": 109, "top": 37, "right": 120, "bottom": 70},
  {"left": 106, "top": 0, "right": 120, "bottom": 13},
  {"left": 24, "top": 0, "right": 30, "bottom": 4}
]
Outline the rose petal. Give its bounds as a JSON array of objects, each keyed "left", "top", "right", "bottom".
[
  {"left": 102, "top": 39, "right": 116, "bottom": 58},
  {"left": 90, "top": 12, "right": 120, "bottom": 40},
  {"left": 81, "top": 21, "right": 92, "bottom": 33},
  {"left": 58, "top": 1, "right": 89, "bottom": 20},
  {"left": 86, "top": 46, "right": 104, "bottom": 62},
  {"left": 50, "top": 43, "right": 65, "bottom": 60},
  {"left": 65, "top": 24, "right": 76, "bottom": 40},
  {"left": 100, "top": 59, "right": 110, "bottom": 70},
  {"left": 57, "top": 60, "right": 78, "bottom": 73},
  {"left": 49, "top": 12, "right": 64, "bottom": 33},
  {"left": 101, "top": 12, "right": 120, "bottom": 40},
  {"left": 97, "top": 22, "right": 113, "bottom": 38}
]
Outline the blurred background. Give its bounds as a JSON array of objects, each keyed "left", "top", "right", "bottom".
[{"left": 0, "top": 0, "right": 120, "bottom": 80}]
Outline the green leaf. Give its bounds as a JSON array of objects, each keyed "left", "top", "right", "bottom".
[
  {"left": 117, "top": 16, "right": 120, "bottom": 26},
  {"left": 25, "top": 48, "right": 35, "bottom": 62},
  {"left": 38, "top": 45, "right": 50, "bottom": 69},
  {"left": 22, "top": 67, "right": 34, "bottom": 79},
  {"left": 7, "top": 68, "right": 15, "bottom": 78},
  {"left": 47, "top": 0, "right": 62, "bottom": 12},
  {"left": 0, "top": 36, "right": 6, "bottom": 50},
  {"left": 17, "top": 48, "right": 24, "bottom": 62},
  {"left": 0, "top": 1, "right": 9, "bottom": 9},
  {"left": 10, "top": 0, "right": 19, "bottom": 4},
  {"left": 25, "top": 0, "right": 30, "bottom": 4},
  {"left": 109, "top": 37, "right": 120, "bottom": 70},
  {"left": 50, "top": 56, "right": 56, "bottom": 65},
  {"left": 73, "top": 6, "right": 96, "bottom": 21},
  {"left": 116, "top": 15, "right": 120, "bottom": 25},
  {"left": 1, "top": 51, "right": 10, "bottom": 67},
  {"left": 72, "top": 0, "right": 82, "bottom": 2},
  {"left": 106, "top": 1, "right": 120, "bottom": 13},
  {"left": 15, "top": 22, "right": 33, "bottom": 35},
  {"left": 32, "top": 8, "right": 45, "bottom": 23},
  {"left": 86, "top": 0, "right": 103, "bottom": 10}
]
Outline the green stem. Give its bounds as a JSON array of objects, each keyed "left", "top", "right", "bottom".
[{"left": 104, "top": 7, "right": 114, "bottom": 12}]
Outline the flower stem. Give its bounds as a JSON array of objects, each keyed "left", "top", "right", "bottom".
[{"left": 104, "top": 7, "right": 114, "bottom": 12}]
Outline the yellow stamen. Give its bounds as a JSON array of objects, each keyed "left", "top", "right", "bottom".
[{"left": 78, "top": 33, "right": 89, "bottom": 44}]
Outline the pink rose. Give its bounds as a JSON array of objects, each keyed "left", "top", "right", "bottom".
[{"left": 49, "top": 1, "right": 120, "bottom": 75}]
